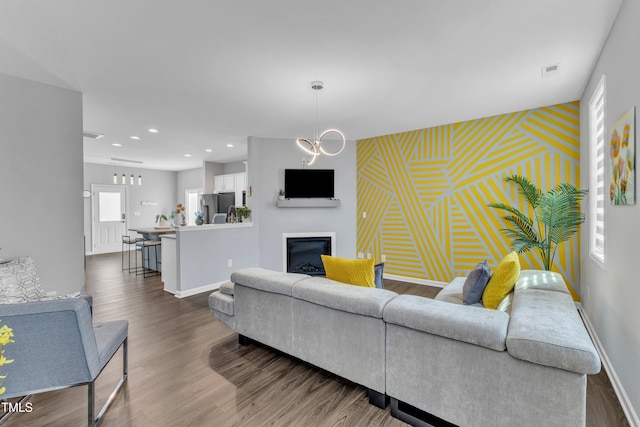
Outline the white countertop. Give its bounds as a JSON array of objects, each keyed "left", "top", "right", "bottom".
[{"left": 175, "top": 222, "right": 253, "bottom": 233}]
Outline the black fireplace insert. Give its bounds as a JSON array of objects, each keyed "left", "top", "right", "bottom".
[{"left": 286, "top": 237, "right": 332, "bottom": 275}]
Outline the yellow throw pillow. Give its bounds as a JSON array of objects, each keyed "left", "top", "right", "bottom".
[
  {"left": 321, "top": 255, "right": 376, "bottom": 288},
  {"left": 482, "top": 251, "right": 520, "bottom": 309}
]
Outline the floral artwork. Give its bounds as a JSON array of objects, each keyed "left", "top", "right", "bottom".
[{"left": 609, "top": 107, "right": 636, "bottom": 205}]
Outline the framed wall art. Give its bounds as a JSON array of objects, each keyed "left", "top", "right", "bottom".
[{"left": 609, "top": 106, "right": 636, "bottom": 205}]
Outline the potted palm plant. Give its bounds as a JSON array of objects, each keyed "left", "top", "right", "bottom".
[{"left": 488, "top": 174, "right": 587, "bottom": 271}]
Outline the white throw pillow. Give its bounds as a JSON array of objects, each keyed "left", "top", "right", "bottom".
[{"left": 0, "top": 256, "right": 48, "bottom": 304}]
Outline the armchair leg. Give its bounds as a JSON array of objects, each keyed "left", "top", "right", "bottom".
[{"left": 88, "top": 338, "right": 128, "bottom": 427}]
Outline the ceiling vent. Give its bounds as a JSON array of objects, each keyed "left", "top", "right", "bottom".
[
  {"left": 110, "top": 157, "right": 143, "bottom": 164},
  {"left": 83, "top": 130, "right": 104, "bottom": 139},
  {"left": 542, "top": 63, "right": 560, "bottom": 79}
]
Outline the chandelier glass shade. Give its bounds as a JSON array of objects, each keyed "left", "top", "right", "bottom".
[{"left": 296, "top": 81, "right": 345, "bottom": 166}]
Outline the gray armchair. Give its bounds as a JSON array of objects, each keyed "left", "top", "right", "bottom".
[{"left": 0, "top": 297, "right": 128, "bottom": 426}]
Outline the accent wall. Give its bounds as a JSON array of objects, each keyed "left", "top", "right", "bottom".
[{"left": 357, "top": 101, "right": 581, "bottom": 292}]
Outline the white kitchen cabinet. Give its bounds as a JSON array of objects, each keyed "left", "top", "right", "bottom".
[
  {"left": 214, "top": 174, "right": 236, "bottom": 193},
  {"left": 214, "top": 172, "right": 246, "bottom": 206}
]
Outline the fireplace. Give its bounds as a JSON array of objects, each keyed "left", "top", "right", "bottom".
[{"left": 283, "top": 232, "right": 336, "bottom": 275}]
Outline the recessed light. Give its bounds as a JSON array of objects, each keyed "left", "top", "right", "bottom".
[
  {"left": 226, "top": 144, "right": 234, "bottom": 148},
  {"left": 130, "top": 136, "right": 141, "bottom": 140},
  {"left": 205, "top": 149, "right": 213, "bottom": 153},
  {"left": 112, "top": 143, "right": 122, "bottom": 147},
  {"left": 184, "top": 154, "right": 192, "bottom": 157},
  {"left": 148, "top": 128, "right": 159, "bottom": 133}
]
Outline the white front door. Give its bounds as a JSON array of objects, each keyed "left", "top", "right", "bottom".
[{"left": 92, "top": 185, "right": 127, "bottom": 254}]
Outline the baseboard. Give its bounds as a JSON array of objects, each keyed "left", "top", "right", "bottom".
[
  {"left": 383, "top": 273, "right": 447, "bottom": 288},
  {"left": 174, "top": 281, "right": 223, "bottom": 298},
  {"left": 577, "top": 304, "right": 640, "bottom": 427}
]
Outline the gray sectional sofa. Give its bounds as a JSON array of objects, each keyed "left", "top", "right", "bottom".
[{"left": 209, "top": 268, "right": 600, "bottom": 427}]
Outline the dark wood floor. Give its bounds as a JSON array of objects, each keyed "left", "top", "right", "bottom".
[{"left": 2, "top": 253, "right": 629, "bottom": 426}]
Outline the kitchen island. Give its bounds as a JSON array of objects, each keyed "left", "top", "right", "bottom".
[
  {"left": 160, "top": 222, "right": 259, "bottom": 297},
  {"left": 128, "top": 227, "right": 176, "bottom": 272}
]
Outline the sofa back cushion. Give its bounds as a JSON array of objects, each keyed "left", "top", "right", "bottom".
[
  {"left": 384, "top": 294, "right": 509, "bottom": 351},
  {"left": 507, "top": 289, "right": 600, "bottom": 374},
  {"left": 292, "top": 277, "right": 397, "bottom": 318},
  {"left": 230, "top": 268, "right": 309, "bottom": 296}
]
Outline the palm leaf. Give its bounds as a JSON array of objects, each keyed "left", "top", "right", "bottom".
[
  {"left": 505, "top": 175, "right": 542, "bottom": 207},
  {"left": 488, "top": 174, "right": 587, "bottom": 271}
]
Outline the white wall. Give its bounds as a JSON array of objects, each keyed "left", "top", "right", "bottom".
[
  {"left": 83, "top": 163, "right": 177, "bottom": 252},
  {"left": 176, "top": 225, "right": 259, "bottom": 296},
  {"left": 580, "top": 0, "right": 640, "bottom": 423},
  {"left": 248, "top": 136, "right": 357, "bottom": 271},
  {"left": 204, "top": 161, "right": 224, "bottom": 193},
  {"left": 0, "top": 73, "right": 84, "bottom": 295},
  {"left": 223, "top": 161, "right": 247, "bottom": 175},
  {"left": 177, "top": 167, "right": 203, "bottom": 199}
]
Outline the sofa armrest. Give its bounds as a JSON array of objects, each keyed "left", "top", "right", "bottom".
[{"left": 383, "top": 294, "right": 509, "bottom": 351}]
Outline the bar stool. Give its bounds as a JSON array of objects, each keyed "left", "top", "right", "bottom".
[
  {"left": 136, "top": 240, "right": 162, "bottom": 278},
  {"left": 122, "top": 235, "right": 143, "bottom": 272}
]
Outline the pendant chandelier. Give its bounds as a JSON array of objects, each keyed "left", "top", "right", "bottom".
[{"left": 296, "top": 81, "right": 345, "bottom": 166}]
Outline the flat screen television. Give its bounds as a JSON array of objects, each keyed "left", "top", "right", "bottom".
[{"left": 284, "top": 169, "right": 334, "bottom": 198}]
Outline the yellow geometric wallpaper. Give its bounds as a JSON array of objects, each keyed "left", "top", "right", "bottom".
[{"left": 357, "top": 101, "right": 581, "bottom": 291}]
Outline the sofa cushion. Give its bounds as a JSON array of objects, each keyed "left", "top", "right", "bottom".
[
  {"left": 0, "top": 257, "right": 47, "bottom": 304},
  {"left": 482, "top": 251, "right": 520, "bottom": 309},
  {"left": 507, "top": 288, "right": 601, "bottom": 374},
  {"left": 230, "top": 267, "right": 309, "bottom": 297},
  {"left": 292, "top": 277, "right": 398, "bottom": 318},
  {"left": 434, "top": 277, "right": 469, "bottom": 305},
  {"left": 384, "top": 294, "right": 509, "bottom": 351},
  {"left": 321, "top": 255, "right": 376, "bottom": 288},
  {"left": 462, "top": 260, "right": 491, "bottom": 305}
]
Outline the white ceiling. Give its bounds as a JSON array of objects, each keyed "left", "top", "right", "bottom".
[{"left": 0, "top": 0, "right": 622, "bottom": 172}]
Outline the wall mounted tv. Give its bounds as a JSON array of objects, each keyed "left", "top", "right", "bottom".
[{"left": 284, "top": 169, "right": 335, "bottom": 198}]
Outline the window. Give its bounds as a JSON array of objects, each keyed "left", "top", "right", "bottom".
[
  {"left": 589, "top": 75, "right": 606, "bottom": 268},
  {"left": 98, "top": 191, "right": 122, "bottom": 222},
  {"left": 185, "top": 189, "right": 202, "bottom": 226}
]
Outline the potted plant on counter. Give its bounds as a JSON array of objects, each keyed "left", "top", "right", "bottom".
[
  {"left": 236, "top": 206, "right": 252, "bottom": 223},
  {"left": 173, "top": 203, "right": 186, "bottom": 226},
  {"left": 155, "top": 214, "right": 168, "bottom": 228},
  {"left": 195, "top": 211, "right": 204, "bottom": 226}
]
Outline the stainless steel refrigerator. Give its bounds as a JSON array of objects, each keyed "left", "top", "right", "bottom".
[{"left": 199, "top": 193, "right": 236, "bottom": 223}]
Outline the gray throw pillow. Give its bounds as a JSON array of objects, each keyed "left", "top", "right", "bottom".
[
  {"left": 374, "top": 263, "right": 384, "bottom": 289},
  {"left": 462, "top": 260, "right": 491, "bottom": 305}
]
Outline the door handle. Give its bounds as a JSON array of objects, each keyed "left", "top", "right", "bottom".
[{"left": 121, "top": 213, "right": 126, "bottom": 223}]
